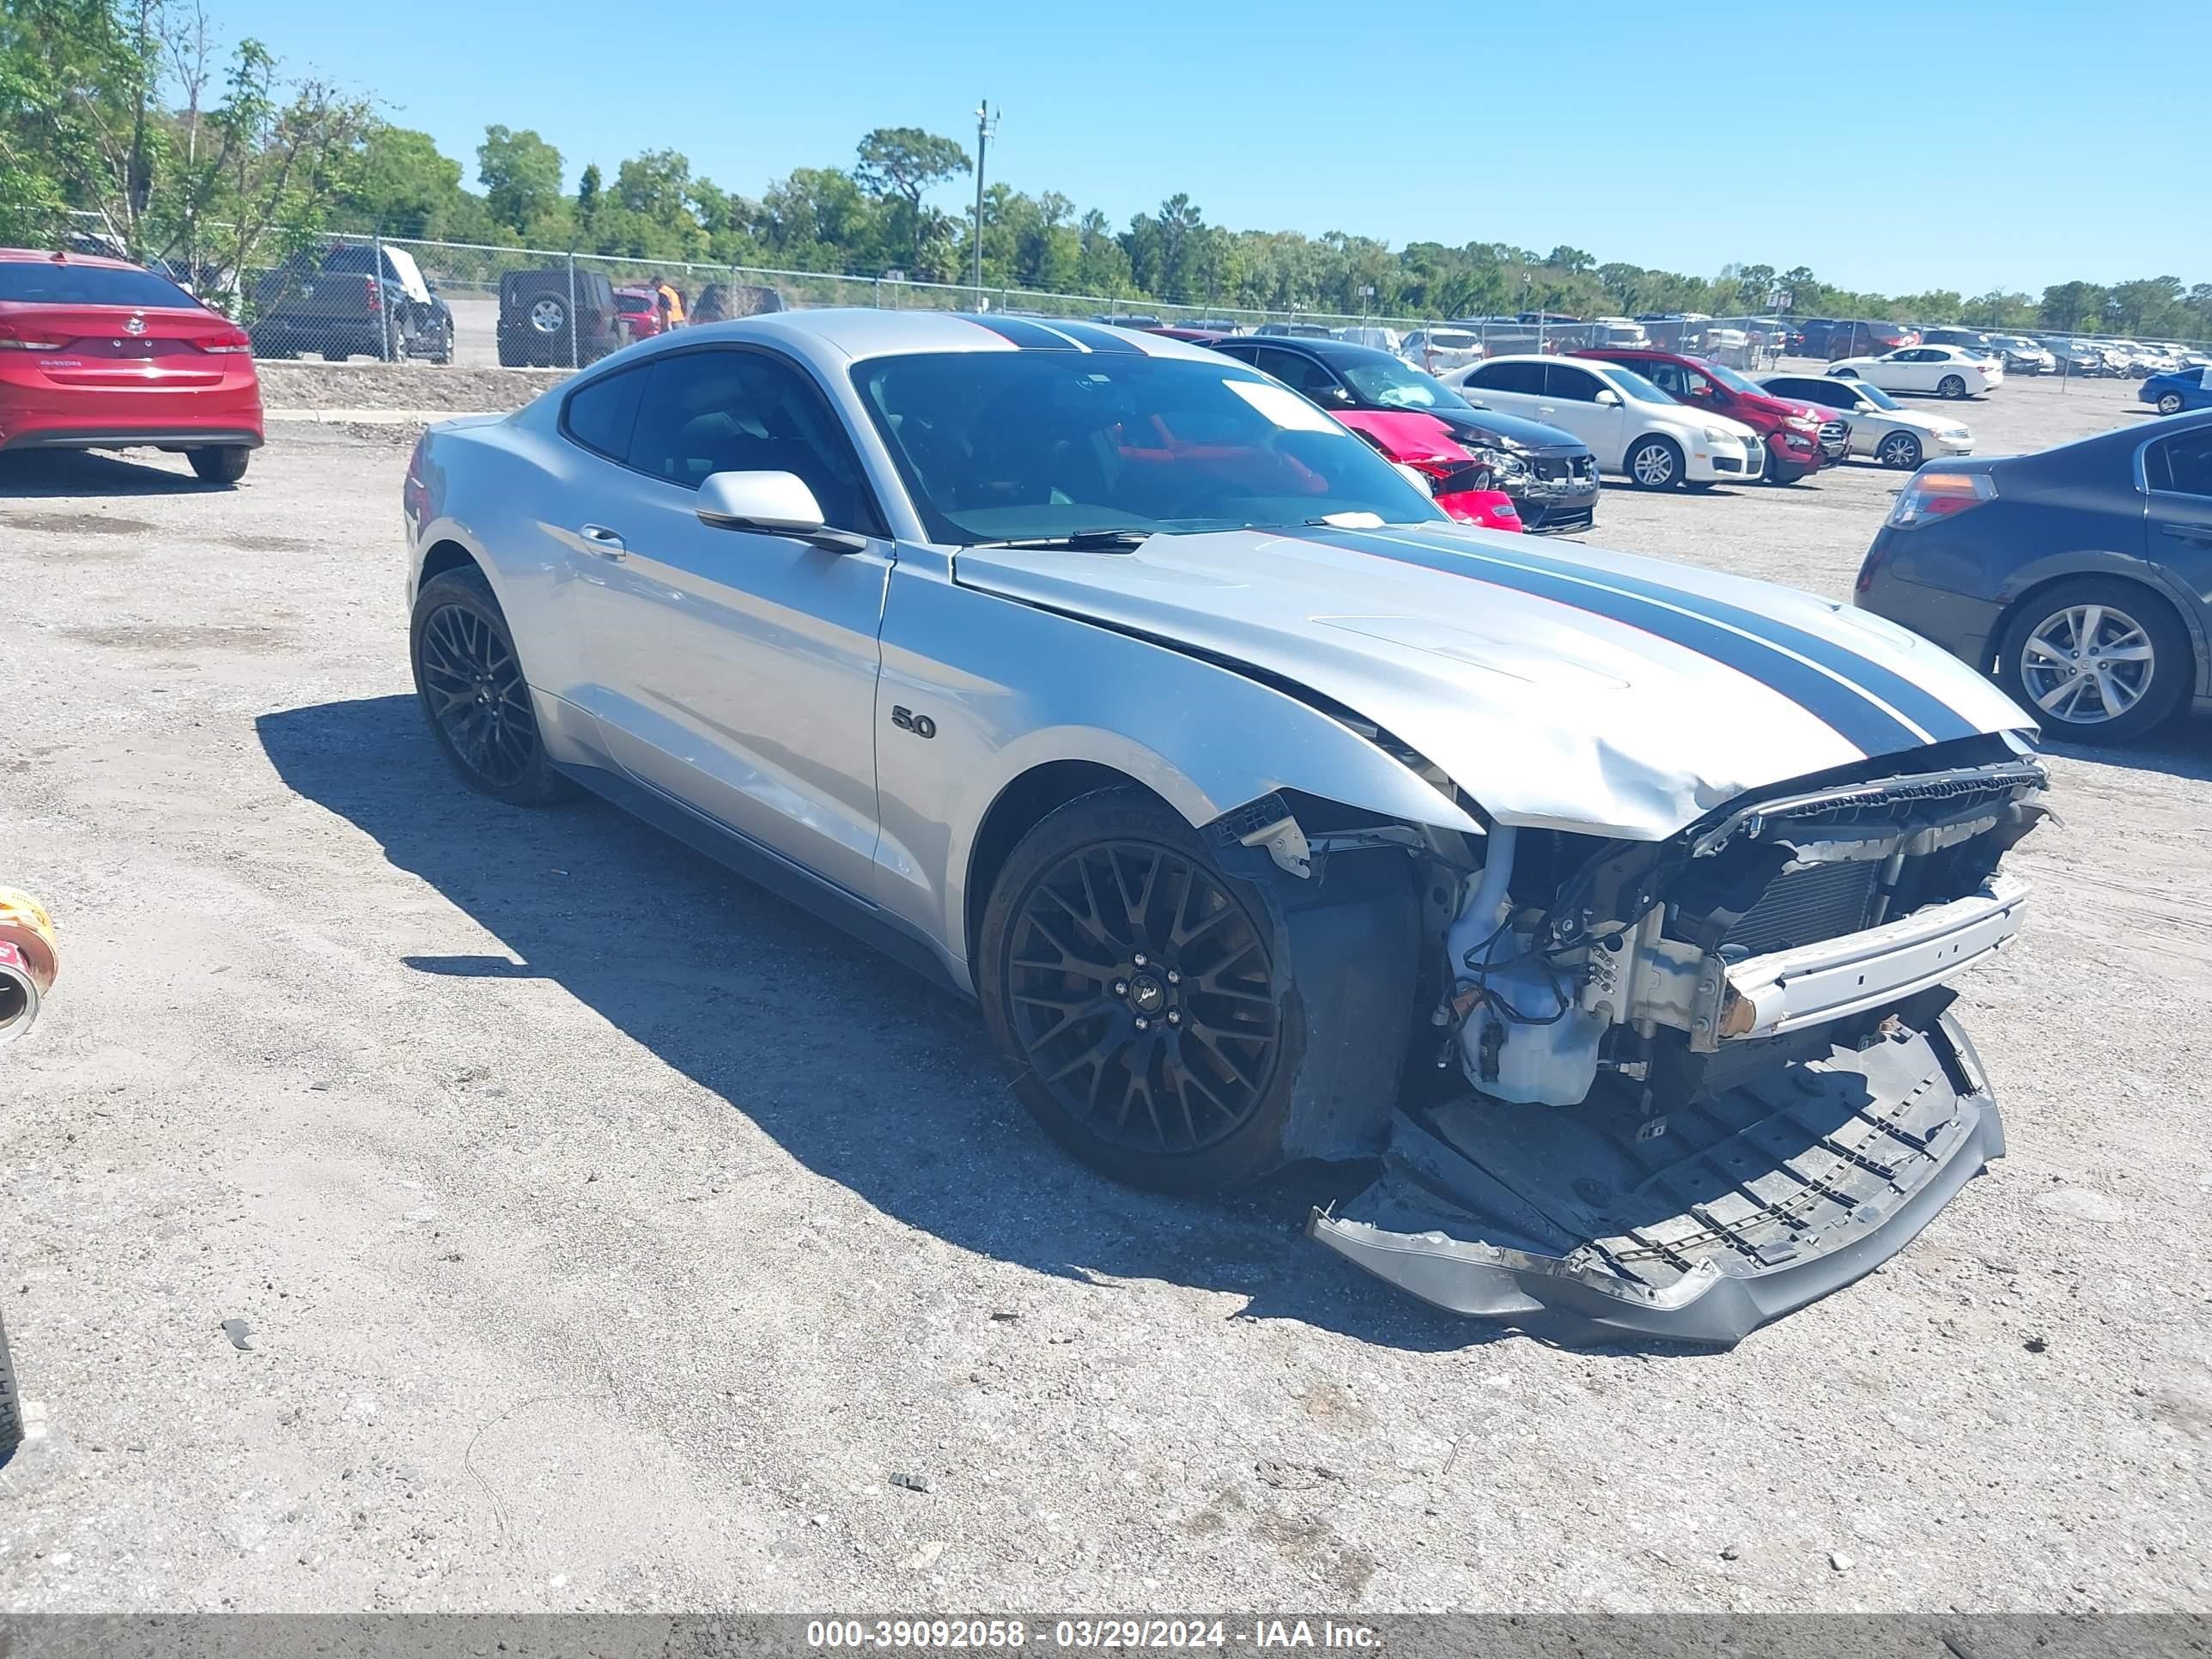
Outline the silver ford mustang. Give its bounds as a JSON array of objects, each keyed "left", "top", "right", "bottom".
[{"left": 403, "top": 309, "right": 2048, "bottom": 1345}]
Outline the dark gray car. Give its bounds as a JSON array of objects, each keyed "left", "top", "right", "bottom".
[{"left": 1854, "top": 410, "right": 2212, "bottom": 742}]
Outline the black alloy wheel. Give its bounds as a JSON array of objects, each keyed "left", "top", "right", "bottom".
[
  {"left": 409, "top": 568, "right": 574, "bottom": 806},
  {"left": 980, "top": 788, "right": 1299, "bottom": 1193}
]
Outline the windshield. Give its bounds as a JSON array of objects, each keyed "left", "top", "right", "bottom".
[
  {"left": 1589, "top": 362, "right": 1676, "bottom": 405},
  {"left": 0, "top": 261, "right": 199, "bottom": 307},
  {"left": 853, "top": 351, "right": 1441, "bottom": 545},
  {"left": 1339, "top": 355, "right": 1471, "bottom": 411},
  {"left": 1698, "top": 359, "right": 1768, "bottom": 397}
]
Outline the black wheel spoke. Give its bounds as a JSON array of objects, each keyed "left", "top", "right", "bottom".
[
  {"left": 1004, "top": 836, "right": 1281, "bottom": 1158},
  {"left": 418, "top": 599, "right": 539, "bottom": 788}
]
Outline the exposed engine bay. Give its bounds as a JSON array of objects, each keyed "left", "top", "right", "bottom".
[{"left": 1221, "top": 733, "right": 2048, "bottom": 1346}]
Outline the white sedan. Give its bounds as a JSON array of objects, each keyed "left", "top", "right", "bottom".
[
  {"left": 1757, "top": 374, "right": 1973, "bottom": 470},
  {"left": 1444, "top": 354, "right": 1767, "bottom": 489},
  {"left": 1827, "top": 343, "right": 2002, "bottom": 398}
]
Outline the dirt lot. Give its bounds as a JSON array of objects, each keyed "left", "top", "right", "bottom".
[{"left": 2, "top": 371, "right": 2208, "bottom": 1613}]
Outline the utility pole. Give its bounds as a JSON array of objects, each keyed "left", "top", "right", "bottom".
[{"left": 972, "top": 99, "right": 999, "bottom": 304}]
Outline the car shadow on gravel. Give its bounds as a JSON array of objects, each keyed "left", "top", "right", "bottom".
[
  {"left": 258, "top": 695, "right": 1510, "bottom": 1354},
  {"left": 0, "top": 450, "right": 221, "bottom": 496},
  {"left": 2041, "top": 709, "right": 2212, "bottom": 783}
]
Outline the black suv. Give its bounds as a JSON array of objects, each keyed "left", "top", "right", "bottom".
[
  {"left": 1204, "top": 334, "right": 1601, "bottom": 532},
  {"left": 497, "top": 270, "right": 624, "bottom": 368},
  {"left": 249, "top": 244, "right": 454, "bottom": 363}
]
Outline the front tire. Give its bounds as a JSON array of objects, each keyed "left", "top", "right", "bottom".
[
  {"left": 410, "top": 567, "right": 575, "bottom": 805},
  {"left": 187, "top": 446, "right": 251, "bottom": 484},
  {"left": 1625, "top": 434, "right": 1684, "bottom": 490},
  {"left": 1996, "top": 578, "right": 2191, "bottom": 744},
  {"left": 1938, "top": 374, "right": 1969, "bottom": 398},
  {"left": 976, "top": 787, "right": 1303, "bottom": 1194},
  {"left": 2158, "top": 392, "right": 2184, "bottom": 416},
  {"left": 1876, "top": 430, "right": 1923, "bottom": 470}
]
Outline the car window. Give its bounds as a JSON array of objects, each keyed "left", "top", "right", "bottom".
[
  {"left": 626, "top": 349, "right": 886, "bottom": 535},
  {"left": 1543, "top": 364, "right": 1606, "bottom": 403},
  {"left": 1639, "top": 361, "right": 1717, "bottom": 401},
  {"left": 562, "top": 365, "right": 647, "bottom": 462},
  {"left": 1467, "top": 361, "right": 1545, "bottom": 395},
  {"left": 1253, "top": 348, "right": 1340, "bottom": 399},
  {"left": 1337, "top": 353, "right": 1468, "bottom": 411},
  {"left": 0, "top": 260, "right": 201, "bottom": 308},
  {"left": 1587, "top": 362, "right": 1674, "bottom": 405},
  {"left": 2148, "top": 428, "right": 2212, "bottom": 498},
  {"left": 321, "top": 246, "right": 373, "bottom": 275}
]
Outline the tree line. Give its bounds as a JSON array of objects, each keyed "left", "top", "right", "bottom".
[{"left": 5, "top": 0, "right": 2209, "bottom": 341}]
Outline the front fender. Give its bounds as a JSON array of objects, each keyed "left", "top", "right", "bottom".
[{"left": 870, "top": 563, "right": 1480, "bottom": 981}]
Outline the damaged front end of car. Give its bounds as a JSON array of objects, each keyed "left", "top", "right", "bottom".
[{"left": 1253, "top": 733, "right": 2050, "bottom": 1346}]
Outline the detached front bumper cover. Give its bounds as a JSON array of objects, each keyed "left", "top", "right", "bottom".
[{"left": 1310, "top": 1012, "right": 2002, "bottom": 1347}]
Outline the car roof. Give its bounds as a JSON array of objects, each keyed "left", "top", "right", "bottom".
[
  {"left": 1211, "top": 334, "right": 1396, "bottom": 362},
  {"left": 0, "top": 247, "right": 143, "bottom": 270},
  {"left": 587, "top": 307, "right": 1223, "bottom": 367}
]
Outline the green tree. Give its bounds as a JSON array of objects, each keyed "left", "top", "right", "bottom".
[
  {"left": 574, "top": 161, "right": 601, "bottom": 233},
  {"left": 343, "top": 123, "right": 462, "bottom": 238},
  {"left": 2039, "top": 280, "right": 2106, "bottom": 331},
  {"left": 477, "top": 125, "right": 562, "bottom": 236},
  {"left": 852, "top": 126, "right": 968, "bottom": 270}
]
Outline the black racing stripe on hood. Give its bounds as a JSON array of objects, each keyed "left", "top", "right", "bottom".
[{"left": 1285, "top": 526, "right": 1923, "bottom": 758}]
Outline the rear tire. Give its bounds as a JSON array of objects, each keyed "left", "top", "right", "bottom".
[
  {"left": 1876, "top": 431, "right": 1923, "bottom": 470},
  {"left": 976, "top": 787, "right": 1304, "bottom": 1194},
  {"left": 1938, "top": 374, "right": 1969, "bottom": 398},
  {"left": 0, "top": 1312, "right": 21, "bottom": 1470},
  {"left": 187, "top": 446, "right": 250, "bottom": 484},
  {"left": 410, "top": 567, "right": 576, "bottom": 806},
  {"left": 1996, "top": 577, "right": 2191, "bottom": 744},
  {"left": 1625, "top": 434, "right": 1684, "bottom": 490}
]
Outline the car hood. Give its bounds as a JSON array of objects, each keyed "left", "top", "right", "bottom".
[
  {"left": 955, "top": 523, "right": 2033, "bottom": 840},
  {"left": 1420, "top": 404, "right": 1589, "bottom": 453}
]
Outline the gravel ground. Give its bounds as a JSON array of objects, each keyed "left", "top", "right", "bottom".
[{"left": 1, "top": 371, "right": 2208, "bottom": 1614}]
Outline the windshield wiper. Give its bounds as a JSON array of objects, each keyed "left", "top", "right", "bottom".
[{"left": 967, "top": 528, "right": 1155, "bottom": 551}]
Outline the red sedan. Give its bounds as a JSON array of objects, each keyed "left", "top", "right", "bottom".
[{"left": 0, "top": 249, "right": 264, "bottom": 482}]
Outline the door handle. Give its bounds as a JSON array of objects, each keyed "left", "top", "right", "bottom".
[
  {"left": 578, "top": 523, "right": 627, "bottom": 560},
  {"left": 2160, "top": 522, "right": 2212, "bottom": 545},
  {"left": 1536, "top": 405, "right": 1554, "bottom": 416}
]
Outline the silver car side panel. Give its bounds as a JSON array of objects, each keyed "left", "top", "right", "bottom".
[{"left": 868, "top": 547, "right": 1482, "bottom": 990}]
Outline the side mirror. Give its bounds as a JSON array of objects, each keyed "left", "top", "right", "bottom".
[
  {"left": 1594, "top": 388, "right": 1622, "bottom": 406},
  {"left": 1394, "top": 462, "right": 1435, "bottom": 496},
  {"left": 696, "top": 471, "right": 866, "bottom": 552}
]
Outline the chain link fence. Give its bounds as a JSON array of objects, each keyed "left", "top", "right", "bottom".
[{"left": 49, "top": 212, "right": 2212, "bottom": 376}]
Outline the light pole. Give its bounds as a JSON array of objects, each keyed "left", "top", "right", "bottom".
[{"left": 972, "top": 99, "right": 1000, "bottom": 304}]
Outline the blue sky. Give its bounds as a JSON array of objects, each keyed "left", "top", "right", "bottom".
[{"left": 208, "top": 0, "right": 2206, "bottom": 297}]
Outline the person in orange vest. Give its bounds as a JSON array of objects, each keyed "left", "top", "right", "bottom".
[{"left": 654, "top": 277, "right": 686, "bottom": 331}]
